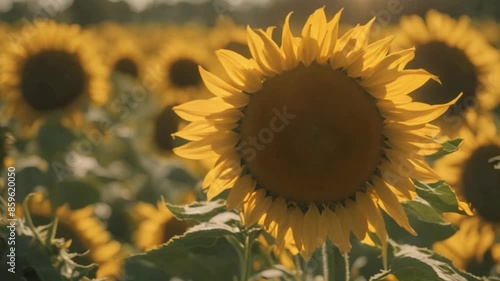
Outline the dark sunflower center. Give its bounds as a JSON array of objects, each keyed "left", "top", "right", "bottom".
[
  {"left": 239, "top": 63, "right": 384, "bottom": 204},
  {"left": 21, "top": 50, "right": 86, "bottom": 111},
  {"left": 167, "top": 59, "right": 202, "bottom": 88},
  {"left": 462, "top": 144, "right": 500, "bottom": 222},
  {"left": 154, "top": 105, "right": 181, "bottom": 152},
  {"left": 407, "top": 41, "right": 478, "bottom": 115},
  {"left": 162, "top": 217, "right": 187, "bottom": 243},
  {"left": 114, "top": 58, "right": 139, "bottom": 77}
]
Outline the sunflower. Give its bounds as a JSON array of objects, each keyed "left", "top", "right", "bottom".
[
  {"left": 20, "top": 193, "right": 124, "bottom": 279},
  {"left": 153, "top": 104, "right": 182, "bottom": 154},
  {"left": 0, "top": 20, "right": 109, "bottom": 131},
  {"left": 433, "top": 111, "right": 500, "bottom": 271},
  {"left": 130, "top": 200, "right": 190, "bottom": 251},
  {"left": 172, "top": 7, "right": 459, "bottom": 257},
  {"left": 209, "top": 17, "right": 248, "bottom": 57},
  {"left": 396, "top": 10, "right": 500, "bottom": 134},
  {"left": 147, "top": 24, "right": 217, "bottom": 105},
  {"left": 92, "top": 23, "right": 144, "bottom": 80}
]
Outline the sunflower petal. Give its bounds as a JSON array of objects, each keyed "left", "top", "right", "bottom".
[{"left": 226, "top": 175, "right": 255, "bottom": 210}]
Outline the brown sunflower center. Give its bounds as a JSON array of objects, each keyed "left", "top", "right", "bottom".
[
  {"left": 407, "top": 41, "right": 478, "bottom": 115},
  {"left": 154, "top": 105, "right": 181, "bottom": 152},
  {"left": 167, "top": 59, "right": 202, "bottom": 88},
  {"left": 114, "top": 58, "right": 138, "bottom": 77},
  {"left": 239, "top": 63, "right": 384, "bottom": 204},
  {"left": 21, "top": 50, "right": 86, "bottom": 111},
  {"left": 462, "top": 144, "right": 500, "bottom": 223}
]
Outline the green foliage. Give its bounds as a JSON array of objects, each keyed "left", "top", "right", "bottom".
[
  {"left": 129, "top": 221, "right": 242, "bottom": 281},
  {"left": 166, "top": 199, "right": 228, "bottom": 222},
  {"left": 0, "top": 194, "right": 97, "bottom": 281},
  {"left": 371, "top": 244, "right": 500, "bottom": 281},
  {"left": 427, "top": 138, "right": 463, "bottom": 162}
]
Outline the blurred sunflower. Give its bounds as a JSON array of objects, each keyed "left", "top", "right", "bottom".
[
  {"left": 153, "top": 104, "right": 182, "bottom": 154},
  {"left": 92, "top": 23, "right": 144, "bottom": 80},
  {"left": 148, "top": 25, "right": 217, "bottom": 104},
  {"left": 0, "top": 20, "right": 109, "bottom": 132},
  {"left": 173, "top": 8, "right": 458, "bottom": 257},
  {"left": 21, "top": 193, "right": 124, "bottom": 279},
  {"left": 433, "top": 111, "right": 500, "bottom": 271},
  {"left": 209, "top": 17, "right": 248, "bottom": 57},
  {"left": 130, "top": 200, "right": 190, "bottom": 250},
  {"left": 396, "top": 10, "right": 500, "bottom": 134}
]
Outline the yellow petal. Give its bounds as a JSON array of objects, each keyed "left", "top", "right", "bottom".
[
  {"left": 226, "top": 175, "right": 255, "bottom": 210},
  {"left": 364, "top": 69, "right": 439, "bottom": 99},
  {"left": 199, "top": 66, "right": 250, "bottom": 108},
  {"left": 326, "top": 207, "right": 351, "bottom": 253},
  {"left": 281, "top": 12, "right": 298, "bottom": 69},
  {"left": 302, "top": 204, "right": 321, "bottom": 256},
  {"left": 356, "top": 190, "right": 388, "bottom": 268},
  {"left": 174, "top": 98, "right": 234, "bottom": 122},
  {"left": 345, "top": 199, "right": 368, "bottom": 240},
  {"left": 289, "top": 206, "right": 304, "bottom": 252},
  {"left": 247, "top": 27, "right": 285, "bottom": 75},
  {"left": 317, "top": 8, "right": 342, "bottom": 63},
  {"left": 371, "top": 178, "right": 416, "bottom": 235},
  {"left": 380, "top": 95, "right": 461, "bottom": 125},
  {"left": 243, "top": 189, "right": 272, "bottom": 226},
  {"left": 173, "top": 132, "right": 238, "bottom": 160},
  {"left": 216, "top": 49, "right": 262, "bottom": 93}
]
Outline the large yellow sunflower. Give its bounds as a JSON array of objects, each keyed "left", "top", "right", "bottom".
[
  {"left": 173, "top": 8, "right": 459, "bottom": 257},
  {"left": 396, "top": 10, "right": 500, "bottom": 134},
  {"left": 433, "top": 111, "right": 500, "bottom": 271},
  {"left": 0, "top": 20, "right": 109, "bottom": 131},
  {"left": 21, "top": 193, "right": 124, "bottom": 280}
]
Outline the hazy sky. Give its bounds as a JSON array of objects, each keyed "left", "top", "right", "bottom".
[{"left": 0, "top": 0, "right": 276, "bottom": 13}]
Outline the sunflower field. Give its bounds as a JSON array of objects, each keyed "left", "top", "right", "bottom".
[{"left": 1, "top": 0, "right": 500, "bottom": 280}]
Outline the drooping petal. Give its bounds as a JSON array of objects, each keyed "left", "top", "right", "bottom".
[{"left": 226, "top": 175, "right": 256, "bottom": 210}]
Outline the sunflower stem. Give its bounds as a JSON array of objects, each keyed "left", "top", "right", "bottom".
[
  {"left": 241, "top": 234, "right": 253, "bottom": 281},
  {"left": 343, "top": 253, "right": 350, "bottom": 281},
  {"left": 322, "top": 243, "right": 330, "bottom": 281}
]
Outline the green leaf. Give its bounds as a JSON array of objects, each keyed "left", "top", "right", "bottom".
[
  {"left": 130, "top": 222, "right": 241, "bottom": 281},
  {"left": 166, "top": 200, "right": 228, "bottom": 222},
  {"left": 414, "top": 181, "right": 467, "bottom": 215},
  {"left": 389, "top": 244, "right": 488, "bottom": 281},
  {"left": 427, "top": 138, "right": 463, "bottom": 162},
  {"left": 403, "top": 197, "right": 445, "bottom": 224},
  {"left": 36, "top": 123, "right": 75, "bottom": 160}
]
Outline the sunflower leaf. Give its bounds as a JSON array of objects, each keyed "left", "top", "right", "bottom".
[
  {"left": 380, "top": 244, "right": 493, "bottom": 281},
  {"left": 426, "top": 138, "right": 463, "bottom": 162},
  {"left": 402, "top": 197, "right": 446, "bottom": 224},
  {"left": 414, "top": 180, "right": 467, "bottom": 215},
  {"left": 166, "top": 199, "right": 228, "bottom": 222},
  {"left": 130, "top": 222, "right": 241, "bottom": 281}
]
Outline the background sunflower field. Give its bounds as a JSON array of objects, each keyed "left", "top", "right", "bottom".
[{"left": 1, "top": 1, "right": 500, "bottom": 281}]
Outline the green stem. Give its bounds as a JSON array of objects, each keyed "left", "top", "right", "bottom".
[
  {"left": 322, "top": 243, "right": 330, "bottom": 281},
  {"left": 344, "top": 253, "right": 350, "bottom": 281},
  {"left": 241, "top": 235, "right": 253, "bottom": 281}
]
